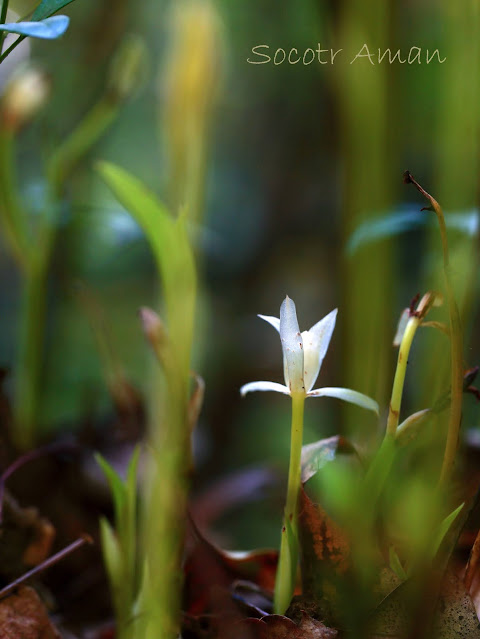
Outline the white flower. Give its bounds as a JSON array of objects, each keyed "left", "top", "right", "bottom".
[{"left": 240, "top": 296, "right": 379, "bottom": 414}]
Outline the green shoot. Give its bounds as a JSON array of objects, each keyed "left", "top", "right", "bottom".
[{"left": 96, "top": 447, "right": 141, "bottom": 639}]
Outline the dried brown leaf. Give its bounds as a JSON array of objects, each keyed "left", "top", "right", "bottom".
[
  {"left": 0, "top": 586, "right": 60, "bottom": 639},
  {"left": 235, "top": 611, "right": 337, "bottom": 639},
  {"left": 299, "top": 487, "right": 350, "bottom": 576}
]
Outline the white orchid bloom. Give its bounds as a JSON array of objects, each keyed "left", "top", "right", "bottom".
[{"left": 240, "top": 296, "right": 379, "bottom": 414}]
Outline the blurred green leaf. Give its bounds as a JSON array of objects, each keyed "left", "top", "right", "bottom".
[
  {"left": 347, "top": 207, "right": 479, "bottom": 255},
  {"left": 97, "top": 162, "right": 197, "bottom": 376},
  {"left": 95, "top": 452, "right": 126, "bottom": 521},
  {"left": 99, "top": 517, "right": 122, "bottom": 586},
  {"left": 0, "top": 15, "right": 69, "bottom": 38},
  {"left": 389, "top": 546, "right": 407, "bottom": 581},
  {"left": 124, "top": 446, "right": 140, "bottom": 584},
  {"left": 429, "top": 502, "right": 464, "bottom": 565},
  {"left": 31, "top": 0, "right": 77, "bottom": 20}
]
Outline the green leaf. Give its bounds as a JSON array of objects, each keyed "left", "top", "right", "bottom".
[
  {"left": 0, "top": 15, "right": 69, "bottom": 39},
  {"left": 126, "top": 445, "right": 140, "bottom": 506},
  {"left": 97, "top": 162, "right": 196, "bottom": 374},
  {"left": 347, "top": 207, "right": 479, "bottom": 255},
  {"left": 430, "top": 503, "right": 464, "bottom": 563},
  {"left": 99, "top": 517, "right": 122, "bottom": 586},
  {"left": 95, "top": 453, "right": 126, "bottom": 521},
  {"left": 389, "top": 546, "right": 407, "bottom": 581},
  {"left": 124, "top": 446, "right": 140, "bottom": 584},
  {"left": 31, "top": 0, "right": 78, "bottom": 20}
]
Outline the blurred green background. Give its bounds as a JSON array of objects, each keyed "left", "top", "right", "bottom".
[{"left": 0, "top": 0, "right": 479, "bottom": 549}]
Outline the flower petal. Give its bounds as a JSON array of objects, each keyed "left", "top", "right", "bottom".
[
  {"left": 280, "top": 297, "right": 305, "bottom": 394},
  {"left": 302, "top": 309, "right": 337, "bottom": 392},
  {"left": 307, "top": 386, "right": 379, "bottom": 415},
  {"left": 258, "top": 314, "right": 280, "bottom": 332},
  {"left": 240, "top": 381, "right": 291, "bottom": 396}
]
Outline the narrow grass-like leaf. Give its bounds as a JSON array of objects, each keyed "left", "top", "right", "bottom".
[
  {"left": 430, "top": 503, "right": 464, "bottom": 563},
  {"left": 95, "top": 453, "right": 126, "bottom": 521},
  {"left": 99, "top": 517, "right": 122, "bottom": 586},
  {"left": 31, "top": 0, "right": 78, "bottom": 20},
  {"left": 347, "top": 207, "right": 479, "bottom": 255},
  {"left": 0, "top": 16, "right": 69, "bottom": 39},
  {"left": 97, "top": 162, "right": 196, "bottom": 376},
  {"left": 124, "top": 446, "right": 140, "bottom": 588},
  {"left": 389, "top": 546, "right": 407, "bottom": 581}
]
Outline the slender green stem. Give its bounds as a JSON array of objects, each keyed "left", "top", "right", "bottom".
[
  {"left": 0, "top": 0, "right": 9, "bottom": 54},
  {"left": 3, "top": 92, "right": 119, "bottom": 449},
  {"left": 274, "top": 392, "right": 305, "bottom": 614},
  {"left": 439, "top": 277, "right": 463, "bottom": 484},
  {"left": 0, "top": 35, "right": 21, "bottom": 64},
  {"left": 47, "top": 97, "right": 119, "bottom": 194},
  {"left": 404, "top": 173, "right": 463, "bottom": 484},
  {"left": 0, "top": 0, "right": 8, "bottom": 23},
  {"left": 13, "top": 260, "right": 47, "bottom": 450},
  {"left": 0, "top": 129, "right": 30, "bottom": 269}
]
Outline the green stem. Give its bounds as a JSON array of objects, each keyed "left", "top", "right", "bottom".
[
  {"left": 143, "top": 369, "right": 190, "bottom": 639},
  {"left": 404, "top": 173, "right": 463, "bottom": 484},
  {"left": 386, "top": 292, "right": 436, "bottom": 438},
  {"left": 439, "top": 275, "right": 463, "bottom": 484},
  {"left": 0, "top": 128, "right": 30, "bottom": 269},
  {"left": 47, "top": 97, "right": 119, "bottom": 194},
  {"left": 0, "top": 0, "right": 9, "bottom": 54},
  {"left": 13, "top": 259, "right": 47, "bottom": 449},
  {"left": 274, "top": 392, "right": 305, "bottom": 614},
  {"left": 0, "top": 0, "right": 8, "bottom": 23},
  {"left": 0, "top": 35, "right": 22, "bottom": 64}
]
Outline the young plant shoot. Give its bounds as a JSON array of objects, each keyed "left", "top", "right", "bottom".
[{"left": 241, "top": 296, "right": 378, "bottom": 614}]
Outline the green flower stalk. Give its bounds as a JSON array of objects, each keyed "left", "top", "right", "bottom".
[
  {"left": 241, "top": 296, "right": 378, "bottom": 614},
  {"left": 386, "top": 292, "right": 439, "bottom": 438}
]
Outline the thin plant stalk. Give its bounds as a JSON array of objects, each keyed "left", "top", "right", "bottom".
[
  {"left": 274, "top": 392, "right": 305, "bottom": 614},
  {"left": 0, "top": 0, "right": 9, "bottom": 53},
  {"left": 0, "top": 128, "right": 29, "bottom": 268},
  {"left": 1, "top": 81, "right": 125, "bottom": 448},
  {"left": 404, "top": 172, "right": 463, "bottom": 484},
  {"left": 15, "top": 260, "right": 47, "bottom": 449},
  {"left": 47, "top": 97, "right": 120, "bottom": 193}
]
